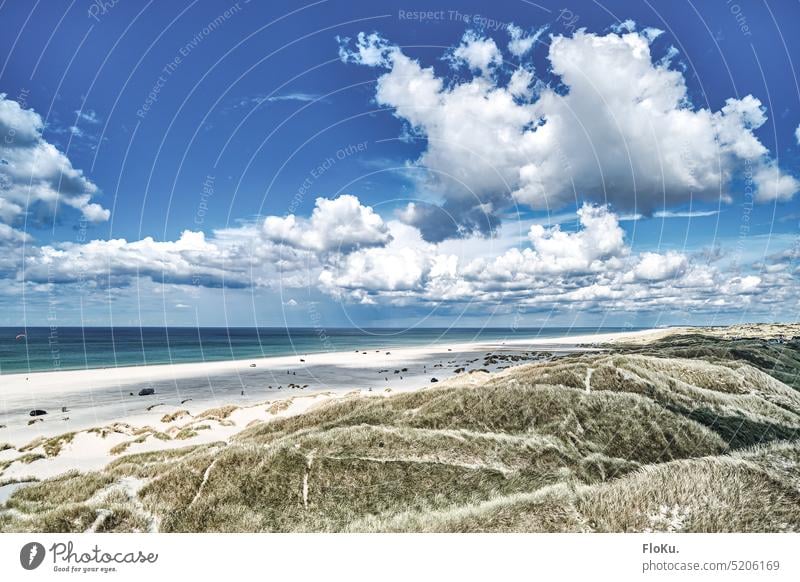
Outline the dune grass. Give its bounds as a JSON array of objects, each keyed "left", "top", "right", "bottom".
[
  {"left": 19, "top": 433, "right": 76, "bottom": 458},
  {"left": 617, "top": 334, "right": 800, "bottom": 390},
  {"left": 161, "top": 410, "right": 191, "bottom": 423},
  {"left": 1, "top": 335, "right": 799, "bottom": 533}
]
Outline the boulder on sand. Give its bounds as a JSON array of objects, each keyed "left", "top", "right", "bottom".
[{"left": 138, "top": 388, "right": 155, "bottom": 396}]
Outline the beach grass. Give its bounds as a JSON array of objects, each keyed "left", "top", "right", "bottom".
[{"left": 1, "top": 333, "right": 799, "bottom": 533}]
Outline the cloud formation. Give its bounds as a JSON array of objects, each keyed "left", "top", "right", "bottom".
[
  {"left": 0, "top": 94, "right": 110, "bottom": 232},
  {"left": 23, "top": 230, "right": 257, "bottom": 289},
  {"left": 9, "top": 188, "right": 796, "bottom": 320},
  {"left": 339, "top": 26, "right": 798, "bottom": 241},
  {"left": 2, "top": 22, "right": 797, "bottom": 323},
  {"left": 263, "top": 194, "right": 391, "bottom": 252},
  {"left": 21, "top": 195, "right": 390, "bottom": 290},
  {"left": 310, "top": 198, "right": 794, "bottom": 318}
]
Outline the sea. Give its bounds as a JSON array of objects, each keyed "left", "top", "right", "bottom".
[{"left": 0, "top": 326, "right": 642, "bottom": 374}]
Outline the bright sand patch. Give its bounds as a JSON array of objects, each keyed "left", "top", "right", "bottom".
[{"left": 1, "top": 327, "right": 673, "bottom": 397}]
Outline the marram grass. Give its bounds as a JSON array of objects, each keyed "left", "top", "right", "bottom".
[{"left": 2, "top": 336, "right": 799, "bottom": 532}]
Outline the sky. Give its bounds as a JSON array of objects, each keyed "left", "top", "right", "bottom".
[{"left": 0, "top": 0, "right": 798, "bottom": 329}]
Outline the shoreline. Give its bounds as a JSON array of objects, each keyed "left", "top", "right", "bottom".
[
  {"left": 1, "top": 322, "right": 798, "bottom": 533},
  {"left": 0, "top": 327, "right": 675, "bottom": 395},
  {"left": 0, "top": 326, "right": 658, "bottom": 378},
  {"left": 0, "top": 327, "right": 676, "bottom": 481}
]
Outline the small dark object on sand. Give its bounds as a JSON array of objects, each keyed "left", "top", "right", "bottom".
[
  {"left": 300, "top": 359, "right": 305, "bottom": 362},
  {"left": 181, "top": 398, "right": 192, "bottom": 404},
  {"left": 386, "top": 352, "right": 391, "bottom": 355},
  {"left": 129, "top": 392, "right": 134, "bottom": 396},
  {"left": 146, "top": 403, "right": 163, "bottom": 411},
  {"left": 138, "top": 388, "right": 155, "bottom": 396},
  {"left": 241, "top": 390, "right": 245, "bottom": 396},
  {"left": 0, "top": 424, "right": 5, "bottom": 429},
  {"left": 430, "top": 377, "right": 439, "bottom": 383},
  {"left": 61, "top": 406, "right": 69, "bottom": 413},
  {"left": 362, "top": 352, "right": 367, "bottom": 355},
  {"left": 401, "top": 368, "right": 408, "bottom": 372},
  {"left": 28, "top": 419, "right": 42, "bottom": 425},
  {"left": 250, "top": 363, "right": 256, "bottom": 368},
  {"left": 29, "top": 409, "right": 47, "bottom": 417}
]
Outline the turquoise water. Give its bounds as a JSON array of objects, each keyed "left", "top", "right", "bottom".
[{"left": 0, "top": 326, "right": 641, "bottom": 374}]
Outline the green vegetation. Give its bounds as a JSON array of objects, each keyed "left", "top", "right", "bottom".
[
  {"left": 616, "top": 334, "right": 800, "bottom": 390},
  {"left": 16, "top": 453, "right": 46, "bottom": 465},
  {"left": 174, "top": 428, "right": 199, "bottom": 441},
  {"left": 0, "top": 470, "right": 148, "bottom": 533},
  {"left": 196, "top": 405, "right": 238, "bottom": 421},
  {"left": 20, "top": 433, "right": 76, "bottom": 458},
  {"left": 1, "top": 335, "right": 798, "bottom": 532},
  {"left": 161, "top": 410, "right": 191, "bottom": 423}
]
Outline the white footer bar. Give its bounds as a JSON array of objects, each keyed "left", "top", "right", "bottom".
[{"left": 1, "top": 533, "right": 798, "bottom": 581}]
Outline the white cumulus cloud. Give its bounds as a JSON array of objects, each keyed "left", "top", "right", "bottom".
[
  {"left": 263, "top": 194, "right": 390, "bottom": 252},
  {"left": 339, "top": 27, "right": 798, "bottom": 241},
  {"left": 0, "top": 94, "right": 110, "bottom": 230},
  {"left": 450, "top": 31, "right": 503, "bottom": 75},
  {"left": 631, "top": 251, "right": 688, "bottom": 281},
  {"left": 507, "top": 24, "right": 548, "bottom": 58}
]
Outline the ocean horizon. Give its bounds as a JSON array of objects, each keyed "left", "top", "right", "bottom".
[{"left": 0, "top": 326, "right": 646, "bottom": 374}]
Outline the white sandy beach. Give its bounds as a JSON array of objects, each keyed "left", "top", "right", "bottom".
[
  {"left": 1, "top": 327, "right": 674, "bottom": 396},
  {"left": 0, "top": 327, "right": 674, "bottom": 485}
]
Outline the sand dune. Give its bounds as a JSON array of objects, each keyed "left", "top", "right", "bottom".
[
  {"left": 2, "top": 326, "right": 798, "bottom": 532},
  {"left": 0, "top": 328, "right": 670, "bottom": 447}
]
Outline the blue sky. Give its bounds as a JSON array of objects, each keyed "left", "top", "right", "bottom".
[{"left": 0, "top": 0, "right": 798, "bottom": 328}]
